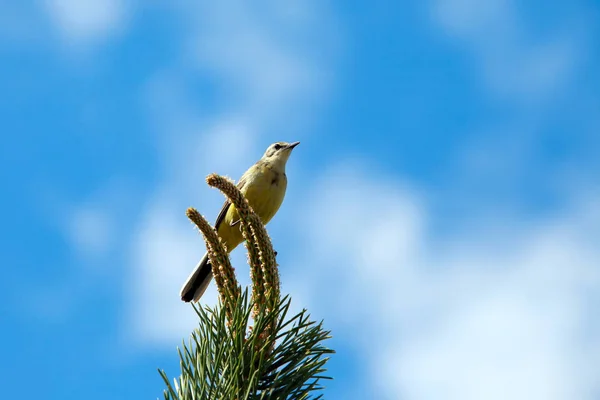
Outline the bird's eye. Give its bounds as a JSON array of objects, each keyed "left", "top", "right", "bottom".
[{"left": 273, "top": 143, "right": 282, "bottom": 151}]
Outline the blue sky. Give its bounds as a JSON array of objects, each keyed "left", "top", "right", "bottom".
[{"left": 1, "top": 0, "right": 599, "bottom": 399}]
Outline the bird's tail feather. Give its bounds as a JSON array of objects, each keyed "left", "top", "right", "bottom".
[{"left": 180, "top": 253, "right": 213, "bottom": 302}]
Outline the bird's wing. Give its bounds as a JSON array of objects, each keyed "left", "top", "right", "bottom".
[{"left": 213, "top": 174, "right": 249, "bottom": 229}]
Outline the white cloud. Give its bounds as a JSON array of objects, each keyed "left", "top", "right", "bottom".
[
  {"left": 180, "top": 0, "right": 337, "bottom": 134},
  {"left": 285, "top": 164, "right": 600, "bottom": 399},
  {"left": 431, "top": 0, "right": 581, "bottom": 103},
  {"left": 428, "top": 0, "right": 595, "bottom": 218},
  {"left": 128, "top": 196, "right": 216, "bottom": 344},
  {"left": 62, "top": 178, "right": 136, "bottom": 263},
  {"left": 44, "top": 0, "right": 126, "bottom": 43}
]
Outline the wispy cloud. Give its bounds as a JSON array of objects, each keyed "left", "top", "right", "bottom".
[
  {"left": 428, "top": 0, "right": 597, "bottom": 217},
  {"left": 431, "top": 0, "right": 583, "bottom": 103},
  {"left": 43, "top": 0, "right": 127, "bottom": 44},
  {"left": 286, "top": 163, "right": 600, "bottom": 399}
]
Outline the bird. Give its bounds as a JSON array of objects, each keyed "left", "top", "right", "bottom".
[{"left": 180, "top": 141, "right": 300, "bottom": 302}]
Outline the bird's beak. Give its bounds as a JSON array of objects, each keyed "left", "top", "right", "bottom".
[{"left": 287, "top": 141, "right": 300, "bottom": 150}]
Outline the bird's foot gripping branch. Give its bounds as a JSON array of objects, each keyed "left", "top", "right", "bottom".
[{"left": 159, "top": 173, "right": 334, "bottom": 400}]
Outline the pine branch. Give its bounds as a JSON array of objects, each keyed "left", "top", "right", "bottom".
[{"left": 158, "top": 174, "right": 334, "bottom": 399}]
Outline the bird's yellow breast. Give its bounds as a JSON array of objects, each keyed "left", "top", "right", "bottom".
[{"left": 217, "top": 163, "right": 287, "bottom": 251}]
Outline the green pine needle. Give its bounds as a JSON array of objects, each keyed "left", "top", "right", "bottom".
[{"left": 159, "top": 290, "right": 334, "bottom": 399}]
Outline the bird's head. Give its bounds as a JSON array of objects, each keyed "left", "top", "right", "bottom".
[{"left": 261, "top": 141, "right": 300, "bottom": 169}]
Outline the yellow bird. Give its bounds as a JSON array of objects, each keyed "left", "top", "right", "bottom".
[{"left": 180, "top": 141, "right": 300, "bottom": 302}]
